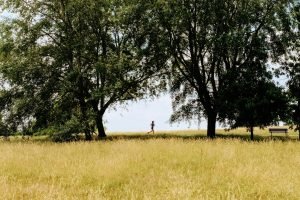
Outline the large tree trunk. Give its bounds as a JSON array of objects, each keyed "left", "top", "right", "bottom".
[
  {"left": 96, "top": 112, "right": 106, "bottom": 138},
  {"left": 207, "top": 113, "right": 217, "bottom": 138},
  {"left": 250, "top": 126, "right": 254, "bottom": 141}
]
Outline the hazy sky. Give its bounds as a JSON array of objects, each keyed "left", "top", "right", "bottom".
[
  {"left": 105, "top": 95, "right": 207, "bottom": 132},
  {"left": 105, "top": 73, "right": 288, "bottom": 132}
]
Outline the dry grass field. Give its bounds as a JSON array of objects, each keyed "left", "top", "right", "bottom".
[{"left": 0, "top": 128, "right": 299, "bottom": 199}]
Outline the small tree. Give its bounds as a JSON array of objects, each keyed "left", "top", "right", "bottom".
[
  {"left": 283, "top": 3, "right": 300, "bottom": 140},
  {"left": 286, "top": 72, "right": 300, "bottom": 140},
  {"left": 219, "top": 69, "right": 289, "bottom": 140}
]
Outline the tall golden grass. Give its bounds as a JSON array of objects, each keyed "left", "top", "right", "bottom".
[{"left": 0, "top": 130, "right": 299, "bottom": 199}]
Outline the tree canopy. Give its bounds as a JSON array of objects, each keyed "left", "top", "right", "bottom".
[
  {"left": 146, "top": 0, "right": 293, "bottom": 137},
  {"left": 0, "top": 0, "right": 165, "bottom": 140},
  {"left": 218, "top": 68, "right": 289, "bottom": 140},
  {"left": 282, "top": 2, "right": 300, "bottom": 139},
  {"left": 0, "top": 0, "right": 299, "bottom": 140}
]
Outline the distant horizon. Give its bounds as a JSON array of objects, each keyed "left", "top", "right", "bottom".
[
  {"left": 104, "top": 94, "right": 285, "bottom": 132},
  {"left": 105, "top": 94, "right": 220, "bottom": 132}
]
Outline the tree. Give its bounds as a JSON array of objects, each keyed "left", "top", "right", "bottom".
[
  {"left": 282, "top": 2, "right": 300, "bottom": 140},
  {"left": 0, "top": 0, "right": 163, "bottom": 140},
  {"left": 218, "top": 68, "right": 289, "bottom": 140},
  {"left": 288, "top": 78, "right": 300, "bottom": 140},
  {"left": 149, "top": 0, "right": 292, "bottom": 138}
]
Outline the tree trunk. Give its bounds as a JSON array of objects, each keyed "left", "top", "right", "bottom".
[
  {"left": 78, "top": 100, "right": 92, "bottom": 141},
  {"left": 77, "top": 76, "right": 92, "bottom": 141},
  {"left": 79, "top": 103, "right": 92, "bottom": 141},
  {"left": 250, "top": 126, "right": 254, "bottom": 141},
  {"left": 84, "top": 127, "right": 92, "bottom": 141},
  {"left": 207, "top": 113, "right": 216, "bottom": 138},
  {"left": 96, "top": 112, "right": 106, "bottom": 138},
  {"left": 4, "top": 130, "right": 9, "bottom": 141}
]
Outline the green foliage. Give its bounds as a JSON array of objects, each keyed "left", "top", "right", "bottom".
[
  {"left": 282, "top": 2, "right": 300, "bottom": 138},
  {"left": 0, "top": 0, "right": 162, "bottom": 139},
  {"left": 0, "top": 0, "right": 298, "bottom": 140},
  {"left": 146, "top": 0, "right": 293, "bottom": 137},
  {"left": 33, "top": 127, "right": 58, "bottom": 136},
  {"left": 50, "top": 117, "right": 83, "bottom": 142},
  {"left": 219, "top": 68, "right": 289, "bottom": 139}
]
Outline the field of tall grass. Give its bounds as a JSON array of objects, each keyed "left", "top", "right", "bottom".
[{"left": 0, "top": 129, "right": 299, "bottom": 199}]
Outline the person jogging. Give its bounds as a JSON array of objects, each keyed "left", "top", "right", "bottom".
[{"left": 148, "top": 121, "right": 155, "bottom": 134}]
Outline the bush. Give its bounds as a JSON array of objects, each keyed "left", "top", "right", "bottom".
[
  {"left": 50, "top": 131, "right": 78, "bottom": 142},
  {"left": 50, "top": 116, "right": 83, "bottom": 142},
  {"left": 33, "top": 127, "right": 58, "bottom": 136}
]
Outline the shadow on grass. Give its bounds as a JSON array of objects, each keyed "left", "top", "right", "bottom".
[
  {"left": 101, "top": 133, "right": 298, "bottom": 142},
  {"left": 1, "top": 133, "right": 298, "bottom": 143}
]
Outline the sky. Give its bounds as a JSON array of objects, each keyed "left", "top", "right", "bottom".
[
  {"left": 105, "top": 95, "right": 208, "bottom": 132},
  {"left": 104, "top": 71, "right": 288, "bottom": 132}
]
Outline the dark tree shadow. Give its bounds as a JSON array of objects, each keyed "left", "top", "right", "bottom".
[
  {"left": 3, "top": 132, "right": 297, "bottom": 143},
  {"left": 98, "top": 132, "right": 298, "bottom": 142}
]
